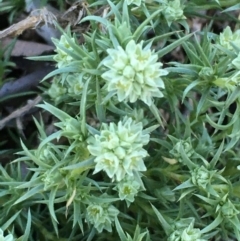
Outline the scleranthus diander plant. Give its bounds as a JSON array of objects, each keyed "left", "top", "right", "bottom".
[
  {"left": 2, "top": 0, "right": 240, "bottom": 240},
  {"left": 87, "top": 116, "right": 150, "bottom": 181},
  {"left": 101, "top": 39, "right": 168, "bottom": 106}
]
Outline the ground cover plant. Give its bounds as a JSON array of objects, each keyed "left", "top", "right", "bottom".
[{"left": 1, "top": 0, "right": 240, "bottom": 240}]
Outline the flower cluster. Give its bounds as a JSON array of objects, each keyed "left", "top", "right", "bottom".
[
  {"left": 168, "top": 219, "right": 207, "bottom": 241},
  {"left": 59, "top": 117, "right": 83, "bottom": 140},
  {"left": 48, "top": 73, "right": 85, "bottom": 102},
  {"left": 53, "top": 35, "right": 76, "bottom": 68},
  {"left": 219, "top": 26, "right": 240, "bottom": 51},
  {"left": 38, "top": 144, "right": 55, "bottom": 165},
  {"left": 87, "top": 116, "right": 149, "bottom": 181},
  {"left": 86, "top": 204, "right": 119, "bottom": 232},
  {"left": 179, "top": 223, "right": 206, "bottom": 241},
  {"left": 48, "top": 77, "right": 67, "bottom": 102},
  {"left": 126, "top": 0, "right": 142, "bottom": 6},
  {"left": 41, "top": 169, "right": 64, "bottom": 191},
  {"left": 66, "top": 73, "right": 85, "bottom": 96},
  {"left": 198, "top": 67, "right": 214, "bottom": 81},
  {"left": 191, "top": 166, "right": 215, "bottom": 190},
  {"left": 101, "top": 40, "right": 168, "bottom": 106},
  {"left": 169, "top": 139, "right": 194, "bottom": 164},
  {"left": 162, "top": 0, "right": 186, "bottom": 26},
  {"left": 217, "top": 198, "right": 240, "bottom": 220},
  {"left": 114, "top": 175, "right": 141, "bottom": 206}
]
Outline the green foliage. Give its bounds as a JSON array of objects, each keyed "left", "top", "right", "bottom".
[
  {"left": 0, "top": 0, "right": 25, "bottom": 22},
  {"left": 0, "top": 40, "right": 16, "bottom": 86},
  {"left": 2, "top": 0, "right": 240, "bottom": 240}
]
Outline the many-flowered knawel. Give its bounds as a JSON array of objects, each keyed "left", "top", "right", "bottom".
[
  {"left": 101, "top": 40, "right": 168, "bottom": 106},
  {"left": 86, "top": 204, "right": 119, "bottom": 232},
  {"left": 87, "top": 116, "right": 149, "bottom": 181},
  {"left": 53, "top": 35, "right": 76, "bottom": 68},
  {"left": 4, "top": 0, "right": 240, "bottom": 240}
]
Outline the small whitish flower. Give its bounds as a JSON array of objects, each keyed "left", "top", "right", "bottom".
[
  {"left": 38, "top": 144, "right": 56, "bottom": 165},
  {"left": 162, "top": 0, "right": 186, "bottom": 26},
  {"left": 170, "top": 139, "right": 194, "bottom": 164},
  {"left": 168, "top": 219, "right": 207, "bottom": 241},
  {"left": 101, "top": 39, "right": 168, "bottom": 106},
  {"left": 59, "top": 117, "right": 83, "bottom": 140},
  {"left": 126, "top": 0, "right": 142, "bottom": 6},
  {"left": 172, "top": 217, "right": 195, "bottom": 230},
  {"left": 180, "top": 222, "right": 207, "bottom": 241},
  {"left": 41, "top": 169, "right": 64, "bottom": 191},
  {"left": 48, "top": 77, "right": 67, "bottom": 101},
  {"left": 87, "top": 116, "right": 149, "bottom": 181},
  {"left": 0, "top": 229, "right": 14, "bottom": 241},
  {"left": 114, "top": 175, "right": 141, "bottom": 206},
  {"left": 213, "top": 75, "right": 240, "bottom": 91},
  {"left": 219, "top": 26, "right": 240, "bottom": 51},
  {"left": 218, "top": 199, "right": 240, "bottom": 220},
  {"left": 53, "top": 35, "right": 76, "bottom": 68},
  {"left": 191, "top": 166, "right": 210, "bottom": 189},
  {"left": 86, "top": 204, "right": 119, "bottom": 233},
  {"left": 94, "top": 152, "right": 120, "bottom": 179},
  {"left": 198, "top": 67, "right": 214, "bottom": 81},
  {"left": 66, "top": 73, "right": 85, "bottom": 96}
]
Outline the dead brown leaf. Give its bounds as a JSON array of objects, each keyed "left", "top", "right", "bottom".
[{"left": 1, "top": 38, "right": 54, "bottom": 57}]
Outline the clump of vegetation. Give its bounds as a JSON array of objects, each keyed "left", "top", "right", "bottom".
[{"left": 1, "top": 0, "right": 240, "bottom": 240}]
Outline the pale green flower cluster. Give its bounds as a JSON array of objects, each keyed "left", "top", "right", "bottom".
[
  {"left": 60, "top": 117, "right": 83, "bottom": 140},
  {"left": 126, "top": 0, "right": 142, "bottom": 6},
  {"left": 170, "top": 139, "right": 194, "bottom": 164},
  {"left": 53, "top": 35, "right": 76, "bottom": 68},
  {"left": 162, "top": 0, "right": 186, "bottom": 26},
  {"left": 168, "top": 219, "right": 207, "bottom": 241},
  {"left": 101, "top": 40, "right": 168, "bottom": 106},
  {"left": 219, "top": 26, "right": 240, "bottom": 51},
  {"left": 198, "top": 67, "right": 214, "bottom": 81},
  {"left": 218, "top": 198, "right": 240, "bottom": 219},
  {"left": 0, "top": 229, "right": 14, "bottom": 241},
  {"left": 180, "top": 223, "right": 206, "bottom": 241},
  {"left": 219, "top": 27, "right": 240, "bottom": 72},
  {"left": 38, "top": 144, "right": 55, "bottom": 165},
  {"left": 213, "top": 75, "right": 240, "bottom": 91},
  {"left": 114, "top": 175, "right": 141, "bottom": 206},
  {"left": 48, "top": 77, "right": 67, "bottom": 101},
  {"left": 191, "top": 166, "right": 210, "bottom": 189},
  {"left": 48, "top": 74, "right": 85, "bottom": 101},
  {"left": 87, "top": 116, "right": 149, "bottom": 181},
  {"left": 66, "top": 74, "right": 85, "bottom": 96},
  {"left": 41, "top": 169, "right": 63, "bottom": 191},
  {"left": 86, "top": 204, "right": 119, "bottom": 232}
]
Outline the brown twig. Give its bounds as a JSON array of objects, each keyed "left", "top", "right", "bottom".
[
  {"left": 0, "top": 16, "right": 41, "bottom": 39},
  {"left": 0, "top": 95, "right": 42, "bottom": 130},
  {"left": 0, "top": 4, "right": 109, "bottom": 40},
  {"left": 0, "top": 8, "right": 57, "bottom": 39}
]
